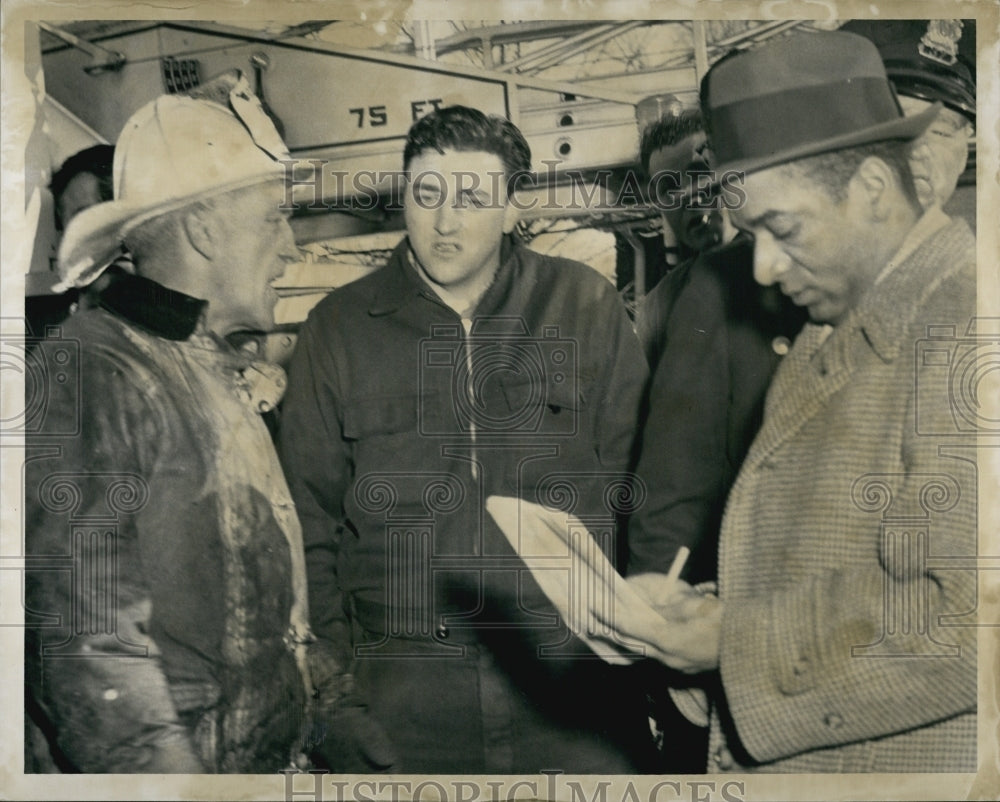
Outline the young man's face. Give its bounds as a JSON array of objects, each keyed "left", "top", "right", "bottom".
[
  {"left": 404, "top": 148, "right": 517, "bottom": 304},
  {"left": 732, "top": 165, "right": 880, "bottom": 326}
]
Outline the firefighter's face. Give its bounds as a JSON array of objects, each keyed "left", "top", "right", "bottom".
[{"left": 208, "top": 180, "right": 298, "bottom": 334}]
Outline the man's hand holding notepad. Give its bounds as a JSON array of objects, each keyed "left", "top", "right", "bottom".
[{"left": 485, "top": 495, "right": 721, "bottom": 673}]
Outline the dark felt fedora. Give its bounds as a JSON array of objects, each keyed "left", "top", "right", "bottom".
[{"left": 702, "top": 31, "right": 941, "bottom": 178}]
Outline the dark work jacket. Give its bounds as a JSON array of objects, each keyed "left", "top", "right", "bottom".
[
  {"left": 629, "top": 238, "right": 807, "bottom": 582},
  {"left": 278, "top": 237, "right": 651, "bottom": 769},
  {"left": 281, "top": 236, "right": 647, "bottom": 645},
  {"left": 24, "top": 275, "right": 308, "bottom": 772}
]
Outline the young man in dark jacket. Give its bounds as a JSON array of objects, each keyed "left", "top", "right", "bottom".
[{"left": 279, "top": 105, "right": 654, "bottom": 774}]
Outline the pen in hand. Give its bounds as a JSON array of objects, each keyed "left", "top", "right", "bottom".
[
  {"left": 664, "top": 545, "right": 690, "bottom": 586},
  {"left": 631, "top": 546, "right": 691, "bottom": 610}
]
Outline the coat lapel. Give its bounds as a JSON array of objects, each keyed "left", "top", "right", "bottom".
[
  {"left": 740, "top": 321, "right": 855, "bottom": 470},
  {"left": 738, "top": 217, "right": 971, "bottom": 473}
]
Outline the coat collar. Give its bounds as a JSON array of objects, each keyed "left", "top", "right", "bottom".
[
  {"left": 99, "top": 273, "right": 286, "bottom": 404},
  {"left": 366, "top": 239, "right": 426, "bottom": 316},
  {"left": 786, "top": 208, "right": 960, "bottom": 378},
  {"left": 853, "top": 207, "right": 958, "bottom": 363},
  {"left": 367, "top": 235, "right": 517, "bottom": 317},
  {"left": 742, "top": 212, "right": 973, "bottom": 470},
  {"left": 99, "top": 272, "right": 207, "bottom": 341}
]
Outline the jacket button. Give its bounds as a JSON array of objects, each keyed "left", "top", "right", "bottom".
[
  {"left": 712, "top": 745, "right": 734, "bottom": 770},
  {"left": 823, "top": 713, "right": 844, "bottom": 730},
  {"left": 792, "top": 654, "right": 809, "bottom": 676},
  {"left": 436, "top": 623, "right": 449, "bottom": 639}
]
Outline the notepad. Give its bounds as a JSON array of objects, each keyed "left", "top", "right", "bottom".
[{"left": 486, "top": 495, "right": 671, "bottom": 665}]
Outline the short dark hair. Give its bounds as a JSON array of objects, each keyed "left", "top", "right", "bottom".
[
  {"left": 780, "top": 139, "right": 920, "bottom": 208},
  {"left": 639, "top": 110, "right": 703, "bottom": 173},
  {"left": 50, "top": 145, "right": 115, "bottom": 229},
  {"left": 403, "top": 105, "right": 531, "bottom": 195}
]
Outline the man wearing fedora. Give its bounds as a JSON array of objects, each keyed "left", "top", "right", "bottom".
[
  {"left": 24, "top": 74, "right": 315, "bottom": 772},
  {"left": 601, "top": 31, "right": 977, "bottom": 772}
]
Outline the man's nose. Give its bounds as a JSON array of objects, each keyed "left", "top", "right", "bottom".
[
  {"left": 278, "top": 219, "right": 299, "bottom": 262},
  {"left": 752, "top": 231, "right": 790, "bottom": 286},
  {"left": 435, "top": 201, "right": 462, "bottom": 235}
]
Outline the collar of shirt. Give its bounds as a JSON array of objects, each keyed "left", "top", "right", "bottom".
[
  {"left": 101, "top": 272, "right": 288, "bottom": 410},
  {"left": 406, "top": 246, "right": 479, "bottom": 317},
  {"left": 852, "top": 207, "right": 959, "bottom": 364},
  {"left": 874, "top": 205, "right": 951, "bottom": 286},
  {"left": 369, "top": 235, "right": 515, "bottom": 317},
  {"left": 800, "top": 207, "right": 959, "bottom": 370}
]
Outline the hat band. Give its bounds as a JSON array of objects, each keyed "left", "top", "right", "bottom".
[{"left": 710, "top": 78, "right": 903, "bottom": 166}]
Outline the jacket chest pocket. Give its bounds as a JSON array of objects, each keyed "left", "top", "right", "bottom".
[
  {"left": 343, "top": 394, "right": 421, "bottom": 438},
  {"left": 342, "top": 394, "right": 430, "bottom": 475},
  {"left": 342, "top": 393, "right": 470, "bottom": 522},
  {"left": 495, "top": 374, "right": 584, "bottom": 438},
  {"left": 495, "top": 376, "right": 605, "bottom": 496}
]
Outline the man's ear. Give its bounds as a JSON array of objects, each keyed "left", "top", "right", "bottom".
[
  {"left": 181, "top": 205, "right": 216, "bottom": 260},
  {"left": 502, "top": 194, "right": 521, "bottom": 234},
  {"left": 852, "top": 157, "right": 894, "bottom": 222},
  {"left": 907, "top": 140, "right": 937, "bottom": 210}
]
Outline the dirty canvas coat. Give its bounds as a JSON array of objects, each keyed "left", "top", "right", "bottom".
[{"left": 25, "top": 275, "right": 310, "bottom": 772}]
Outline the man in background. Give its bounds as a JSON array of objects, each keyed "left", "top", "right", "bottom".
[
  {"left": 630, "top": 110, "right": 806, "bottom": 585},
  {"left": 49, "top": 144, "right": 114, "bottom": 232},
  {"left": 627, "top": 109, "right": 807, "bottom": 772},
  {"left": 842, "top": 18, "right": 976, "bottom": 223},
  {"left": 28, "top": 145, "right": 120, "bottom": 333}
]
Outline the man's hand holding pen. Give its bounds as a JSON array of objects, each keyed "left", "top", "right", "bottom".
[
  {"left": 624, "top": 574, "right": 722, "bottom": 673},
  {"left": 591, "top": 548, "right": 723, "bottom": 674}
]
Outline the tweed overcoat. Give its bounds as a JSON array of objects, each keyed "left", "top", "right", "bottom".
[{"left": 709, "top": 214, "right": 978, "bottom": 772}]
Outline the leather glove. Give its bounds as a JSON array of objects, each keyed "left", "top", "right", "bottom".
[
  {"left": 309, "top": 702, "right": 398, "bottom": 772},
  {"left": 305, "top": 640, "right": 398, "bottom": 773}
]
